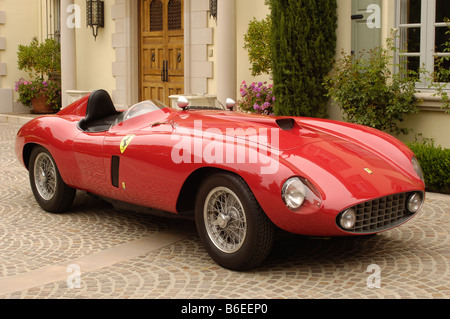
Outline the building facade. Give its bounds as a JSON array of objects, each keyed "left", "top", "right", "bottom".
[{"left": 0, "top": 0, "right": 449, "bottom": 147}]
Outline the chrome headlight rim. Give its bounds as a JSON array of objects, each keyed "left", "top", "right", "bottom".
[
  {"left": 339, "top": 208, "right": 357, "bottom": 230},
  {"left": 406, "top": 192, "right": 424, "bottom": 214},
  {"left": 282, "top": 177, "right": 306, "bottom": 210}
]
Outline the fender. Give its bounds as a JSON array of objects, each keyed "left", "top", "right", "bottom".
[{"left": 16, "top": 115, "right": 83, "bottom": 188}]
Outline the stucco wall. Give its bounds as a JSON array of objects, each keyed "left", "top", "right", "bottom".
[
  {"left": 73, "top": 0, "right": 115, "bottom": 95},
  {"left": 0, "top": 0, "right": 40, "bottom": 110}
]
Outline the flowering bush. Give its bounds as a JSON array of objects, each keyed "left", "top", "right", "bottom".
[
  {"left": 238, "top": 81, "right": 275, "bottom": 115},
  {"left": 15, "top": 78, "right": 62, "bottom": 110}
]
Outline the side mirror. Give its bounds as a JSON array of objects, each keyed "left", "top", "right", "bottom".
[
  {"left": 225, "top": 98, "right": 236, "bottom": 111},
  {"left": 177, "top": 96, "right": 189, "bottom": 110}
]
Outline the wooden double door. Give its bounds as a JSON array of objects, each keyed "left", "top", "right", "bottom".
[{"left": 139, "top": 0, "right": 184, "bottom": 105}]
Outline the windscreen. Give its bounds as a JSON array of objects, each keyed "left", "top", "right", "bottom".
[{"left": 114, "top": 100, "right": 167, "bottom": 125}]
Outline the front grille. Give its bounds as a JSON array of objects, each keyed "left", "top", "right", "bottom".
[{"left": 337, "top": 192, "right": 421, "bottom": 234}]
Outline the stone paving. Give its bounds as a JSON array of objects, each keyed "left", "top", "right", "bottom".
[{"left": 0, "top": 121, "right": 449, "bottom": 299}]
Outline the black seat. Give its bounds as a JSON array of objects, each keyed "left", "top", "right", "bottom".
[{"left": 78, "top": 89, "right": 121, "bottom": 132}]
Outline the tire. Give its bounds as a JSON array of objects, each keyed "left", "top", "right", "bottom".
[
  {"left": 29, "top": 146, "right": 76, "bottom": 213},
  {"left": 195, "top": 172, "right": 274, "bottom": 270}
]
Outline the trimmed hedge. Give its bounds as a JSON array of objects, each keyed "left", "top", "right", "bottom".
[
  {"left": 407, "top": 141, "right": 450, "bottom": 194},
  {"left": 269, "top": 0, "right": 337, "bottom": 118}
]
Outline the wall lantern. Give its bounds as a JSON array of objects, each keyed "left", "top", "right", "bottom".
[{"left": 86, "top": 0, "right": 104, "bottom": 40}]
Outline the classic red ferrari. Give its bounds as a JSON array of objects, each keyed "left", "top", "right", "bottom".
[{"left": 15, "top": 89, "right": 425, "bottom": 270}]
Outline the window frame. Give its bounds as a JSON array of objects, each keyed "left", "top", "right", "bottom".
[
  {"left": 44, "top": 0, "right": 61, "bottom": 42},
  {"left": 395, "top": 0, "right": 450, "bottom": 90}
]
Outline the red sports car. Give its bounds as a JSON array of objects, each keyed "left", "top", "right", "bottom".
[{"left": 15, "top": 89, "right": 425, "bottom": 270}]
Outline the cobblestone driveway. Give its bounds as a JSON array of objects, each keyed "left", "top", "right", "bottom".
[{"left": 0, "top": 121, "right": 449, "bottom": 299}]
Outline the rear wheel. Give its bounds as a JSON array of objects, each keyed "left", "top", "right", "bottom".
[
  {"left": 29, "top": 146, "right": 76, "bottom": 213},
  {"left": 195, "top": 172, "right": 274, "bottom": 270}
]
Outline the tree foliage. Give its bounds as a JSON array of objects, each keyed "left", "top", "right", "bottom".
[
  {"left": 243, "top": 16, "right": 272, "bottom": 76},
  {"left": 17, "top": 38, "right": 61, "bottom": 80},
  {"left": 268, "top": 0, "right": 337, "bottom": 117}
]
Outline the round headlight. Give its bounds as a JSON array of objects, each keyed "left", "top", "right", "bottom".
[
  {"left": 340, "top": 209, "right": 356, "bottom": 230},
  {"left": 406, "top": 192, "right": 423, "bottom": 213},
  {"left": 411, "top": 156, "right": 425, "bottom": 183},
  {"left": 282, "top": 177, "right": 306, "bottom": 210}
]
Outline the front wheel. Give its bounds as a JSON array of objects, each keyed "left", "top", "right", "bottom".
[
  {"left": 29, "top": 146, "right": 76, "bottom": 213},
  {"left": 195, "top": 173, "right": 274, "bottom": 270}
]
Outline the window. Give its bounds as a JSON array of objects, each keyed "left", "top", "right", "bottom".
[
  {"left": 168, "top": 0, "right": 182, "bottom": 31},
  {"left": 397, "top": 0, "right": 450, "bottom": 87},
  {"left": 45, "top": 0, "right": 61, "bottom": 41},
  {"left": 150, "top": 0, "right": 163, "bottom": 31}
]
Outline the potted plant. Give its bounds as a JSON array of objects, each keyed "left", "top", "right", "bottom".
[{"left": 15, "top": 38, "right": 61, "bottom": 113}]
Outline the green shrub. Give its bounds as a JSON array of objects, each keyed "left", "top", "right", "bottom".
[
  {"left": 17, "top": 38, "right": 61, "bottom": 80},
  {"left": 407, "top": 141, "right": 450, "bottom": 194},
  {"left": 243, "top": 16, "right": 272, "bottom": 77},
  {"left": 269, "top": 0, "right": 337, "bottom": 118},
  {"left": 324, "top": 45, "right": 419, "bottom": 136}
]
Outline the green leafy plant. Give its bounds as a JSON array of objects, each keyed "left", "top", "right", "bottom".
[
  {"left": 268, "top": 0, "right": 337, "bottom": 118},
  {"left": 324, "top": 42, "right": 419, "bottom": 136},
  {"left": 243, "top": 16, "right": 272, "bottom": 76},
  {"left": 17, "top": 38, "right": 61, "bottom": 79},
  {"left": 238, "top": 81, "right": 275, "bottom": 115},
  {"left": 407, "top": 140, "right": 450, "bottom": 194},
  {"left": 16, "top": 38, "right": 61, "bottom": 110}
]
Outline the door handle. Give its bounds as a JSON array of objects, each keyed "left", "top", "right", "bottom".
[
  {"left": 351, "top": 14, "right": 364, "bottom": 20},
  {"left": 165, "top": 60, "right": 169, "bottom": 82},
  {"left": 161, "top": 60, "right": 169, "bottom": 82}
]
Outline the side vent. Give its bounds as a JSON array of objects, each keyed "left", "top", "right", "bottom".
[{"left": 111, "top": 156, "right": 120, "bottom": 188}]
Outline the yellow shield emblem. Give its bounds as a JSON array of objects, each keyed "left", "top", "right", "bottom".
[{"left": 120, "top": 135, "right": 135, "bottom": 154}]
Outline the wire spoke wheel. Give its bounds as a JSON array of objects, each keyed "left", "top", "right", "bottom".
[
  {"left": 204, "top": 187, "right": 247, "bottom": 253},
  {"left": 34, "top": 152, "right": 57, "bottom": 201},
  {"left": 29, "top": 146, "right": 76, "bottom": 214},
  {"left": 195, "top": 173, "right": 274, "bottom": 270}
]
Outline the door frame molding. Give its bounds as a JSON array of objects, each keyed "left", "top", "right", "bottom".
[{"left": 112, "top": 0, "right": 213, "bottom": 108}]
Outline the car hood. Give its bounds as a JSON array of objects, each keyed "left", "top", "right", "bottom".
[
  {"left": 173, "top": 110, "right": 328, "bottom": 150},
  {"left": 173, "top": 110, "right": 420, "bottom": 197},
  {"left": 174, "top": 110, "right": 410, "bottom": 155}
]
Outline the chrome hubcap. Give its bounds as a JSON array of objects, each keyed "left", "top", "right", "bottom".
[
  {"left": 204, "top": 187, "right": 247, "bottom": 253},
  {"left": 34, "top": 153, "right": 57, "bottom": 201}
]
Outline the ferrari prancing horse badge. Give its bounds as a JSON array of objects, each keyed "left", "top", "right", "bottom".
[{"left": 120, "top": 135, "right": 135, "bottom": 154}]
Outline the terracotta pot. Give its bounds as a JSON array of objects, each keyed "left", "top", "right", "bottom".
[{"left": 30, "top": 95, "right": 56, "bottom": 114}]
